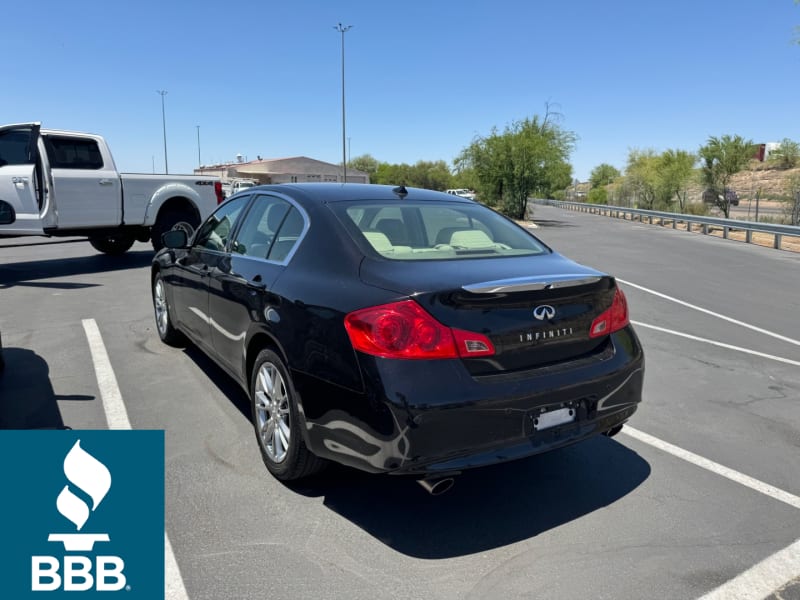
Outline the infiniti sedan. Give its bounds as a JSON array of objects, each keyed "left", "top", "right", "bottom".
[{"left": 152, "top": 184, "right": 644, "bottom": 487}]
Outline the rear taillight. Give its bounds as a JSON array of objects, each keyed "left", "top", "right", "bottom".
[
  {"left": 344, "top": 300, "right": 495, "bottom": 360},
  {"left": 589, "top": 287, "right": 629, "bottom": 338},
  {"left": 214, "top": 181, "right": 224, "bottom": 204}
]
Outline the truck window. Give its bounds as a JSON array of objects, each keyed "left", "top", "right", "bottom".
[
  {"left": 43, "top": 136, "right": 104, "bottom": 170},
  {"left": 0, "top": 129, "right": 37, "bottom": 166}
]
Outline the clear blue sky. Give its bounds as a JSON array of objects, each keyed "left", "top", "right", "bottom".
[{"left": 3, "top": 0, "right": 798, "bottom": 181}]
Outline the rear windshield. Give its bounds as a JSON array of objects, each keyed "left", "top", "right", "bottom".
[{"left": 332, "top": 201, "right": 549, "bottom": 260}]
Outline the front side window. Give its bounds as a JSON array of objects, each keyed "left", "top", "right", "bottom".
[
  {"left": 0, "top": 128, "right": 38, "bottom": 166},
  {"left": 43, "top": 136, "right": 104, "bottom": 169},
  {"left": 194, "top": 195, "right": 249, "bottom": 252},
  {"left": 333, "top": 201, "right": 549, "bottom": 261}
]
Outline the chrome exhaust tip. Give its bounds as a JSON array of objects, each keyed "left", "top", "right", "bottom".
[{"left": 417, "top": 477, "right": 455, "bottom": 496}]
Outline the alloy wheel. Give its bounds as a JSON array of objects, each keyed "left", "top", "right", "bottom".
[
  {"left": 254, "top": 362, "right": 291, "bottom": 463},
  {"left": 154, "top": 278, "right": 169, "bottom": 336}
]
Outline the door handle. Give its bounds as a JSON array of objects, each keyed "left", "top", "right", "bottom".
[{"left": 98, "top": 179, "right": 113, "bottom": 186}]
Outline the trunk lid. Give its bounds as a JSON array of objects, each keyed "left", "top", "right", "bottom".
[{"left": 359, "top": 253, "right": 616, "bottom": 374}]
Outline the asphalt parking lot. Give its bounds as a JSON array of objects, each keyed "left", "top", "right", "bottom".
[{"left": 1, "top": 204, "right": 799, "bottom": 600}]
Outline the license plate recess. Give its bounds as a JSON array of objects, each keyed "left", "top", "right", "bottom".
[{"left": 533, "top": 406, "right": 576, "bottom": 431}]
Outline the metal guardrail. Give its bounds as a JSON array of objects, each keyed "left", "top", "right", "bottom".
[{"left": 532, "top": 199, "right": 800, "bottom": 251}]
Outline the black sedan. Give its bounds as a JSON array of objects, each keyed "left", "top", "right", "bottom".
[{"left": 152, "top": 184, "right": 644, "bottom": 491}]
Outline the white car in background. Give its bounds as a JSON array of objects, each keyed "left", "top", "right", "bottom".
[{"left": 445, "top": 188, "right": 477, "bottom": 200}]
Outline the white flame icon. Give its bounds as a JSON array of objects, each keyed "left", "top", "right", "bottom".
[
  {"left": 48, "top": 440, "right": 112, "bottom": 551},
  {"left": 56, "top": 440, "right": 111, "bottom": 530}
]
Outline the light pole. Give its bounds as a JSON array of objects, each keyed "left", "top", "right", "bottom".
[
  {"left": 196, "top": 125, "right": 201, "bottom": 169},
  {"left": 334, "top": 23, "right": 352, "bottom": 183},
  {"left": 157, "top": 90, "right": 168, "bottom": 174}
]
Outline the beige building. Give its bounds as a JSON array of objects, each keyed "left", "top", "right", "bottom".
[{"left": 195, "top": 156, "right": 370, "bottom": 184}]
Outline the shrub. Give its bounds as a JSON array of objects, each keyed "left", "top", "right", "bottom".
[
  {"left": 683, "top": 203, "right": 710, "bottom": 216},
  {"left": 587, "top": 187, "right": 608, "bottom": 204}
]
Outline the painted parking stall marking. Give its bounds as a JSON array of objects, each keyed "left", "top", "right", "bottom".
[
  {"left": 614, "top": 281, "right": 800, "bottom": 598},
  {"left": 630, "top": 321, "right": 800, "bottom": 368},
  {"left": 81, "top": 319, "right": 190, "bottom": 600},
  {"left": 617, "top": 278, "right": 800, "bottom": 349}
]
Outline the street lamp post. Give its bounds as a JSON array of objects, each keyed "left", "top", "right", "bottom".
[
  {"left": 334, "top": 23, "right": 352, "bottom": 183},
  {"left": 196, "top": 125, "right": 201, "bottom": 169},
  {"left": 157, "top": 90, "right": 168, "bottom": 174}
]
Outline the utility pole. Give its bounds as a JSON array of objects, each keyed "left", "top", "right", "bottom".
[
  {"left": 196, "top": 125, "right": 201, "bottom": 169},
  {"left": 157, "top": 90, "right": 169, "bottom": 174},
  {"left": 334, "top": 23, "right": 352, "bottom": 183}
]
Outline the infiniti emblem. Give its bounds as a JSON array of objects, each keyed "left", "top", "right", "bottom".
[{"left": 533, "top": 305, "right": 556, "bottom": 321}]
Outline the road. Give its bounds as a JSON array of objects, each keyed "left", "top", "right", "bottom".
[
  {"left": 1, "top": 205, "right": 799, "bottom": 599},
  {"left": 727, "top": 200, "right": 785, "bottom": 220}
]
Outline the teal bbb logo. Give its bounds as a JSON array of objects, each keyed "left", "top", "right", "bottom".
[{"left": 0, "top": 430, "right": 165, "bottom": 598}]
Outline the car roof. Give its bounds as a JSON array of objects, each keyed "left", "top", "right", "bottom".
[{"left": 247, "top": 183, "right": 475, "bottom": 204}]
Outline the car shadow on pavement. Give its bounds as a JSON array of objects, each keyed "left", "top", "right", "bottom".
[
  {"left": 289, "top": 436, "right": 650, "bottom": 559},
  {"left": 0, "top": 250, "right": 153, "bottom": 289},
  {"left": 0, "top": 347, "right": 91, "bottom": 429}
]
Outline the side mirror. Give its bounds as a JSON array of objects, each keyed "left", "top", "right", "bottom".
[
  {"left": 162, "top": 229, "right": 188, "bottom": 249},
  {"left": 0, "top": 200, "right": 16, "bottom": 225}
]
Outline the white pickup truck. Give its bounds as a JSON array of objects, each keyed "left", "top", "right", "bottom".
[{"left": 0, "top": 123, "right": 223, "bottom": 254}]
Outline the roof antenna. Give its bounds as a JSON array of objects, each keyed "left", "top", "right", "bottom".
[{"left": 392, "top": 185, "right": 408, "bottom": 199}]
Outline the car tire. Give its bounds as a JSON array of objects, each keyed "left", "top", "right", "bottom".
[
  {"left": 250, "top": 348, "right": 325, "bottom": 481},
  {"left": 152, "top": 272, "right": 184, "bottom": 346},
  {"left": 89, "top": 233, "right": 136, "bottom": 255},
  {"left": 152, "top": 210, "right": 199, "bottom": 252}
]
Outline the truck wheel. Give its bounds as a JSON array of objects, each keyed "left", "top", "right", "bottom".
[
  {"left": 152, "top": 210, "right": 199, "bottom": 252},
  {"left": 89, "top": 233, "right": 136, "bottom": 255}
]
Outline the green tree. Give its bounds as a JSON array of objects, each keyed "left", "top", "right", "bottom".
[
  {"left": 698, "top": 134, "right": 756, "bottom": 218},
  {"left": 589, "top": 163, "right": 621, "bottom": 189},
  {"left": 783, "top": 173, "right": 800, "bottom": 226},
  {"left": 348, "top": 154, "right": 380, "bottom": 177},
  {"left": 455, "top": 109, "right": 575, "bottom": 218},
  {"left": 768, "top": 138, "right": 800, "bottom": 169},
  {"left": 620, "top": 149, "right": 696, "bottom": 211},
  {"left": 587, "top": 187, "right": 608, "bottom": 204},
  {"left": 658, "top": 149, "right": 696, "bottom": 211},
  {"left": 624, "top": 149, "right": 660, "bottom": 209},
  {"left": 371, "top": 160, "right": 453, "bottom": 190}
]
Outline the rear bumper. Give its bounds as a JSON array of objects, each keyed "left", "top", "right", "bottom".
[{"left": 296, "top": 327, "right": 644, "bottom": 475}]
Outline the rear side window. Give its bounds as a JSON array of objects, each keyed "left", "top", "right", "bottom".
[
  {"left": 231, "top": 194, "right": 306, "bottom": 262},
  {"left": 0, "top": 128, "right": 37, "bottom": 166},
  {"left": 333, "top": 201, "right": 549, "bottom": 260},
  {"left": 43, "top": 136, "right": 104, "bottom": 169}
]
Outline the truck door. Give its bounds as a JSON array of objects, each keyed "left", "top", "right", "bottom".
[
  {"left": 0, "top": 123, "right": 45, "bottom": 235},
  {"left": 42, "top": 133, "right": 121, "bottom": 228}
]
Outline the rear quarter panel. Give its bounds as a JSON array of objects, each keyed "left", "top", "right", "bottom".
[{"left": 120, "top": 174, "right": 217, "bottom": 225}]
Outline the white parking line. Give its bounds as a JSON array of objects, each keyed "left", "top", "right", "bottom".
[
  {"left": 631, "top": 321, "right": 800, "bottom": 368},
  {"left": 697, "top": 539, "right": 800, "bottom": 600},
  {"left": 82, "top": 318, "right": 190, "bottom": 600},
  {"left": 82, "top": 319, "right": 131, "bottom": 430},
  {"left": 622, "top": 427, "right": 800, "bottom": 510},
  {"left": 617, "top": 279, "right": 800, "bottom": 349},
  {"left": 622, "top": 427, "right": 800, "bottom": 599}
]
